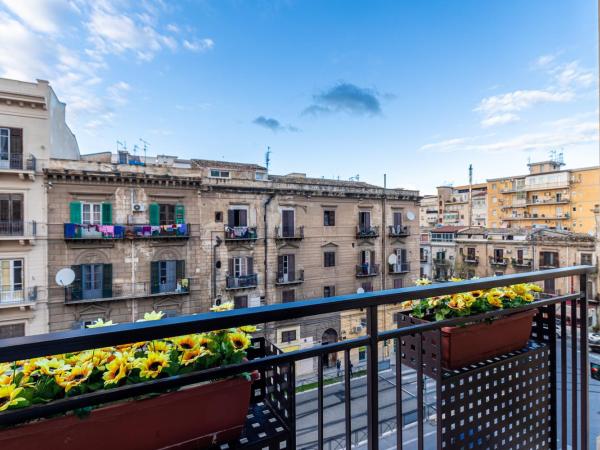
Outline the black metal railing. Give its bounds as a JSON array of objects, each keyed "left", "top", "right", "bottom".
[
  {"left": 0, "top": 287, "right": 37, "bottom": 305},
  {"left": 275, "top": 225, "right": 304, "bottom": 240},
  {"left": 512, "top": 257, "right": 533, "bottom": 268},
  {"left": 356, "top": 263, "right": 380, "bottom": 277},
  {"left": 226, "top": 273, "right": 258, "bottom": 289},
  {"left": 65, "top": 279, "right": 191, "bottom": 303},
  {"left": 389, "top": 225, "right": 410, "bottom": 237},
  {"left": 0, "top": 266, "right": 593, "bottom": 450},
  {"left": 276, "top": 270, "right": 304, "bottom": 285},
  {"left": 489, "top": 256, "right": 509, "bottom": 266},
  {"left": 357, "top": 225, "right": 379, "bottom": 238},
  {"left": 0, "top": 220, "right": 36, "bottom": 237},
  {"left": 224, "top": 225, "right": 258, "bottom": 241},
  {"left": 388, "top": 262, "right": 410, "bottom": 274},
  {"left": 64, "top": 223, "right": 190, "bottom": 240},
  {"left": 463, "top": 255, "right": 479, "bottom": 264}
]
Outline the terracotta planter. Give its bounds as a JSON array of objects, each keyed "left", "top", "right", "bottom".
[
  {"left": 0, "top": 376, "right": 252, "bottom": 450},
  {"left": 439, "top": 309, "right": 537, "bottom": 369}
]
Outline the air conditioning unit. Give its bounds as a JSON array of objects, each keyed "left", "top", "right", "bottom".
[
  {"left": 352, "top": 325, "right": 364, "bottom": 334},
  {"left": 132, "top": 203, "right": 146, "bottom": 212}
]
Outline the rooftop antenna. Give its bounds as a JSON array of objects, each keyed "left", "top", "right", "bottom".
[
  {"left": 468, "top": 164, "right": 473, "bottom": 227},
  {"left": 349, "top": 174, "right": 360, "bottom": 181},
  {"left": 116, "top": 140, "right": 127, "bottom": 152},
  {"left": 139, "top": 138, "right": 150, "bottom": 165},
  {"left": 265, "top": 146, "right": 271, "bottom": 172}
]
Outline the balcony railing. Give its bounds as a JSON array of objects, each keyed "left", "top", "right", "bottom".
[
  {"left": 388, "top": 262, "right": 410, "bottom": 274},
  {"left": 0, "top": 287, "right": 37, "bottom": 306},
  {"left": 65, "top": 279, "right": 191, "bottom": 303},
  {"left": 388, "top": 225, "right": 410, "bottom": 237},
  {"left": 489, "top": 256, "right": 509, "bottom": 266},
  {"left": 356, "top": 263, "right": 380, "bottom": 277},
  {"left": 0, "top": 266, "right": 592, "bottom": 450},
  {"left": 226, "top": 273, "right": 258, "bottom": 289},
  {"left": 274, "top": 225, "right": 304, "bottom": 240},
  {"left": 0, "top": 221, "right": 36, "bottom": 237},
  {"left": 463, "top": 255, "right": 479, "bottom": 264},
  {"left": 419, "top": 253, "right": 429, "bottom": 262},
  {"left": 433, "top": 258, "right": 450, "bottom": 266},
  {"left": 63, "top": 223, "right": 190, "bottom": 240},
  {"left": 356, "top": 225, "right": 379, "bottom": 239},
  {"left": 275, "top": 270, "right": 304, "bottom": 285},
  {"left": 512, "top": 258, "right": 533, "bottom": 269},
  {"left": 224, "top": 226, "right": 258, "bottom": 241},
  {"left": 0, "top": 154, "right": 36, "bottom": 171}
]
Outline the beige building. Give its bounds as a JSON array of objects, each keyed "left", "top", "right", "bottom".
[
  {"left": 419, "top": 184, "right": 487, "bottom": 229},
  {"left": 0, "top": 78, "right": 79, "bottom": 338},
  {"left": 44, "top": 151, "right": 421, "bottom": 369}
]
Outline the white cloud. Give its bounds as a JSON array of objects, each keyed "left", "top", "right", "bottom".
[
  {"left": 183, "top": 38, "right": 214, "bottom": 52},
  {"left": 480, "top": 113, "right": 519, "bottom": 128},
  {"left": 476, "top": 89, "right": 573, "bottom": 116},
  {"left": 0, "top": 0, "right": 70, "bottom": 34}
]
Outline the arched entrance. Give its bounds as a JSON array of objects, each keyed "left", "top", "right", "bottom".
[{"left": 321, "top": 328, "right": 339, "bottom": 368}]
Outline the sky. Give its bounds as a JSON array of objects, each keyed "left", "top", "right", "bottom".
[{"left": 0, "top": 0, "right": 597, "bottom": 194}]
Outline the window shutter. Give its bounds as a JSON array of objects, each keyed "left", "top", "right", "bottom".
[
  {"left": 149, "top": 203, "right": 160, "bottom": 226},
  {"left": 239, "top": 209, "right": 248, "bottom": 227},
  {"left": 288, "top": 254, "right": 295, "bottom": 274},
  {"left": 228, "top": 258, "right": 234, "bottom": 275},
  {"left": 9, "top": 128, "right": 22, "bottom": 169},
  {"left": 69, "top": 201, "right": 82, "bottom": 224},
  {"left": 247, "top": 257, "right": 254, "bottom": 275},
  {"left": 101, "top": 203, "right": 112, "bottom": 225},
  {"left": 70, "top": 265, "right": 82, "bottom": 301},
  {"left": 150, "top": 261, "right": 159, "bottom": 294},
  {"left": 277, "top": 255, "right": 284, "bottom": 273},
  {"left": 102, "top": 264, "right": 112, "bottom": 298},
  {"left": 175, "top": 204, "right": 185, "bottom": 224},
  {"left": 394, "top": 212, "right": 402, "bottom": 227},
  {"left": 176, "top": 260, "right": 185, "bottom": 280},
  {"left": 227, "top": 210, "right": 235, "bottom": 227}
]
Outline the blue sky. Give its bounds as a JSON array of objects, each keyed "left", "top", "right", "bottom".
[{"left": 0, "top": 0, "right": 597, "bottom": 193}]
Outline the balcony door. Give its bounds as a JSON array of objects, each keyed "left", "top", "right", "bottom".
[
  {"left": 360, "top": 249, "right": 374, "bottom": 266},
  {"left": 158, "top": 261, "right": 177, "bottom": 293},
  {"left": 359, "top": 211, "right": 371, "bottom": 231},
  {"left": 82, "top": 264, "right": 104, "bottom": 300},
  {"left": 0, "top": 194, "right": 23, "bottom": 235},
  {"left": 516, "top": 249, "right": 524, "bottom": 264},
  {"left": 278, "top": 254, "right": 295, "bottom": 282},
  {"left": 282, "top": 210, "right": 295, "bottom": 237},
  {"left": 494, "top": 249, "right": 504, "bottom": 261},
  {"left": 228, "top": 208, "right": 248, "bottom": 228},
  {"left": 467, "top": 247, "right": 476, "bottom": 260},
  {"left": 0, "top": 259, "right": 23, "bottom": 303},
  {"left": 393, "top": 211, "right": 402, "bottom": 232},
  {"left": 0, "top": 128, "right": 22, "bottom": 170}
]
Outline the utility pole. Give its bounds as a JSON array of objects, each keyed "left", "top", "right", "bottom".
[{"left": 468, "top": 164, "right": 473, "bottom": 227}]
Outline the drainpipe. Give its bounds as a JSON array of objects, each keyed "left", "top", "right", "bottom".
[
  {"left": 211, "top": 233, "right": 222, "bottom": 302},
  {"left": 263, "top": 194, "right": 275, "bottom": 299}
]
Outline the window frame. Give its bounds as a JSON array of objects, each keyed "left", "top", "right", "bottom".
[
  {"left": 323, "top": 210, "right": 336, "bottom": 226},
  {"left": 81, "top": 202, "right": 102, "bottom": 225},
  {"left": 324, "top": 251, "right": 336, "bottom": 267},
  {"left": 210, "top": 169, "right": 231, "bottom": 179},
  {"left": 0, "top": 128, "right": 9, "bottom": 162}
]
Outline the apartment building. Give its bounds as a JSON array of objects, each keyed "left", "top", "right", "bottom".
[
  {"left": 420, "top": 225, "right": 462, "bottom": 281},
  {"left": 0, "top": 78, "right": 79, "bottom": 338},
  {"left": 419, "top": 183, "right": 487, "bottom": 229},
  {"left": 487, "top": 159, "right": 600, "bottom": 232},
  {"left": 419, "top": 195, "right": 438, "bottom": 228},
  {"left": 44, "top": 151, "right": 421, "bottom": 369}
]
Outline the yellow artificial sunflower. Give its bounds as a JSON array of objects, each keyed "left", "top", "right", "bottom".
[
  {"left": 137, "top": 351, "right": 169, "bottom": 379},
  {"left": 87, "top": 318, "right": 115, "bottom": 328},
  {"left": 239, "top": 325, "right": 257, "bottom": 333},
  {"left": 228, "top": 332, "right": 251, "bottom": 351},
  {"left": 150, "top": 340, "right": 171, "bottom": 353},
  {"left": 180, "top": 348, "right": 205, "bottom": 366},
  {"left": 55, "top": 364, "right": 93, "bottom": 392},
  {"left": 523, "top": 293, "right": 535, "bottom": 302},
  {"left": 461, "top": 293, "right": 476, "bottom": 307},
  {"left": 527, "top": 283, "right": 542, "bottom": 292},
  {"left": 172, "top": 335, "right": 199, "bottom": 352},
  {"left": 510, "top": 284, "right": 528, "bottom": 296},
  {"left": 0, "top": 374, "right": 13, "bottom": 386},
  {"left": 415, "top": 278, "right": 432, "bottom": 286},
  {"left": 502, "top": 289, "right": 517, "bottom": 300},
  {"left": 447, "top": 296, "right": 466, "bottom": 311},
  {"left": 103, "top": 358, "right": 129, "bottom": 386},
  {"left": 428, "top": 297, "right": 441, "bottom": 308},
  {"left": 36, "top": 358, "right": 71, "bottom": 376},
  {"left": 0, "top": 385, "right": 26, "bottom": 411},
  {"left": 486, "top": 290, "right": 504, "bottom": 308},
  {"left": 137, "top": 311, "right": 164, "bottom": 322},
  {"left": 210, "top": 302, "right": 234, "bottom": 312},
  {"left": 400, "top": 300, "right": 415, "bottom": 309},
  {"left": 449, "top": 277, "right": 463, "bottom": 282},
  {"left": 470, "top": 290, "right": 484, "bottom": 298}
]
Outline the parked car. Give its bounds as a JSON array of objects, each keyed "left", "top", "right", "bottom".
[{"left": 589, "top": 332, "right": 600, "bottom": 345}]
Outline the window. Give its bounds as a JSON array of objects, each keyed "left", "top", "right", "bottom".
[
  {"left": 82, "top": 264, "right": 104, "bottom": 299},
  {"left": 215, "top": 211, "right": 223, "bottom": 222},
  {"left": 0, "top": 259, "right": 23, "bottom": 302},
  {"left": 281, "top": 329, "right": 297, "bottom": 343},
  {"left": 358, "top": 211, "right": 371, "bottom": 231},
  {"left": 393, "top": 278, "right": 403, "bottom": 289},
  {"left": 0, "top": 194, "right": 23, "bottom": 234},
  {"left": 539, "top": 251, "right": 559, "bottom": 268},
  {"left": 281, "top": 209, "right": 295, "bottom": 237},
  {"left": 277, "top": 254, "right": 296, "bottom": 282},
  {"left": 159, "top": 204, "right": 176, "bottom": 225},
  {"left": 282, "top": 289, "right": 295, "bottom": 303},
  {"left": 234, "top": 295, "right": 248, "bottom": 309},
  {"left": 151, "top": 260, "right": 185, "bottom": 294},
  {"left": 361, "top": 282, "right": 373, "bottom": 292},
  {"left": 324, "top": 251, "right": 336, "bottom": 267},
  {"left": 581, "top": 253, "right": 593, "bottom": 265},
  {"left": 228, "top": 208, "right": 248, "bottom": 227},
  {"left": 0, "top": 323, "right": 25, "bottom": 339},
  {"left": 82, "top": 202, "right": 102, "bottom": 225},
  {"left": 494, "top": 249, "right": 504, "bottom": 261},
  {"left": 393, "top": 211, "right": 402, "bottom": 228},
  {"left": 324, "top": 210, "right": 335, "bottom": 226},
  {"left": 323, "top": 285, "right": 335, "bottom": 297},
  {"left": 233, "top": 257, "right": 249, "bottom": 277},
  {"left": 255, "top": 171, "right": 268, "bottom": 181},
  {"left": 210, "top": 169, "right": 230, "bottom": 178},
  {"left": 0, "top": 128, "right": 8, "bottom": 165}
]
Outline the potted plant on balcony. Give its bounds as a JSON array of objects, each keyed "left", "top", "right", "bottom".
[
  {"left": 0, "top": 303, "right": 257, "bottom": 450},
  {"left": 400, "top": 279, "right": 542, "bottom": 370}
]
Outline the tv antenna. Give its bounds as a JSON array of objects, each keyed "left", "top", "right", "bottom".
[
  {"left": 349, "top": 174, "right": 360, "bottom": 182},
  {"left": 116, "top": 140, "right": 127, "bottom": 152},
  {"left": 139, "top": 138, "right": 150, "bottom": 165},
  {"left": 265, "top": 146, "right": 271, "bottom": 171}
]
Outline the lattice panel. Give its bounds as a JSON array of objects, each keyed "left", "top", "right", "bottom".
[
  {"left": 440, "top": 343, "right": 551, "bottom": 450},
  {"left": 396, "top": 313, "right": 441, "bottom": 378}
]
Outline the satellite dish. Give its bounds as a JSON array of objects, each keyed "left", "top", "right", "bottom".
[
  {"left": 406, "top": 211, "right": 416, "bottom": 221},
  {"left": 388, "top": 254, "right": 398, "bottom": 265},
  {"left": 356, "top": 287, "right": 365, "bottom": 294},
  {"left": 55, "top": 268, "right": 75, "bottom": 287}
]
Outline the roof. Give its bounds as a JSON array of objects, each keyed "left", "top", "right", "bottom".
[
  {"left": 191, "top": 159, "right": 267, "bottom": 171},
  {"left": 430, "top": 226, "right": 464, "bottom": 233}
]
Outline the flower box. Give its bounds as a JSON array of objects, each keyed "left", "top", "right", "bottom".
[{"left": 0, "top": 376, "right": 252, "bottom": 450}]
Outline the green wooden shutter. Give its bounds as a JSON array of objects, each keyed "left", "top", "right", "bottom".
[
  {"left": 150, "top": 261, "right": 159, "bottom": 294},
  {"left": 101, "top": 203, "right": 112, "bottom": 225},
  {"left": 176, "top": 260, "right": 185, "bottom": 280},
  {"left": 175, "top": 204, "right": 185, "bottom": 224},
  {"left": 69, "top": 201, "right": 82, "bottom": 224},
  {"left": 102, "top": 264, "right": 112, "bottom": 299},
  {"left": 70, "top": 265, "right": 82, "bottom": 301},
  {"left": 149, "top": 203, "right": 160, "bottom": 226}
]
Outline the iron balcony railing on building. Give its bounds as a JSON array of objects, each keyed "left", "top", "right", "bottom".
[
  {"left": 63, "top": 223, "right": 190, "bottom": 240},
  {"left": 419, "top": 253, "right": 429, "bottom": 262},
  {"left": 0, "top": 221, "right": 36, "bottom": 237},
  {"left": 274, "top": 225, "right": 304, "bottom": 240},
  {"left": 433, "top": 258, "right": 450, "bottom": 266},
  {"left": 463, "top": 255, "right": 479, "bottom": 264},
  {"left": 0, "top": 266, "right": 593, "bottom": 450},
  {"left": 224, "top": 225, "right": 258, "bottom": 242},
  {"left": 540, "top": 262, "right": 560, "bottom": 270},
  {"left": 356, "top": 225, "right": 379, "bottom": 239},
  {"left": 388, "top": 262, "right": 410, "bottom": 274},
  {"left": 65, "top": 279, "right": 191, "bottom": 303},
  {"left": 356, "top": 263, "right": 380, "bottom": 277},
  {"left": 0, "top": 287, "right": 37, "bottom": 306},
  {"left": 275, "top": 270, "right": 304, "bottom": 285},
  {"left": 0, "top": 154, "right": 36, "bottom": 171},
  {"left": 226, "top": 273, "right": 258, "bottom": 290},
  {"left": 489, "top": 256, "right": 509, "bottom": 266},
  {"left": 388, "top": 225, "right": 410, "bottom": 237},
  {"left": 512, "top": 258, "right": 533, "bottom": 268}
]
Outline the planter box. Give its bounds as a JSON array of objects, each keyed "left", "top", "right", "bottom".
[
  {"left": 0, "top": 376, "right": 252, "bottom": 450},
  {"left": 398, "top": 309, "right": 537, "bottom": 371}
]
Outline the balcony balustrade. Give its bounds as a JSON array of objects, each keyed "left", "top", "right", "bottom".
[
  {"left": 388, "top": 225, "right": 410, "bottom": 237},
  {"left": 274, "top": 225, "right": 304, "bottom": 240},
  {"left": 489, "top": 256, "right": 509, "bottom": 266},
  {"left": 226, "top": 273, "right": 258, "bottom": 289},
  {"left": 512, "top": 258, "right": 533, "bottom": 269},
  {"left": 0, "top": 154, "right": 35, "bottom": 171},
  {"left": 356, "top": 225, "right": 379, "bottom": 239},
  {"left": 0, "top": 286, "right": 37, "bottom": 307},
  {"left": 388, "top": 262, "right": 410, "bottom": 274},
  {"left": 356, "top": 263, "right": 380, "bottom": 277},
  {"left": 275, "top": 270, "right": 304, "bottom": 285},
  {"left": 0, "top": 221, "right": 36, "bottom": 238},
  {"left": 224, "top": 225, "right": 258, "bottom": 242},
  {"left": 0, "top": 266, "right": 592, "bottom": 450},
  {"left": 65, "top": 279, "right": 191, "bottom": 303},
  {"left": 463, "top": 255, "right": 479, "bottom": 264},
  {"left": 63, "top": 223, "right": 190, "bottom": 241}
]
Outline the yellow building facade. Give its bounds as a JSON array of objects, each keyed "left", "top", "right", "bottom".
[{"left": 487, "top": 160, "right": 600, "bottom": 233}]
